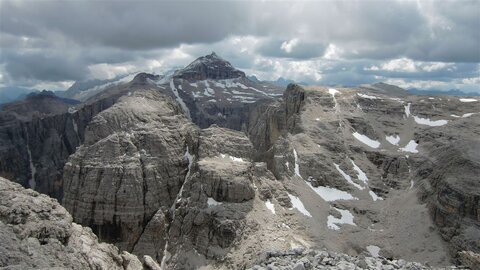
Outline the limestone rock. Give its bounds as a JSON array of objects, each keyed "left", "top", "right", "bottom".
[
  {"left": 0, "top": 176, "right": 143, "bottom": 269},
  {"left": 62, "top": 89, "right": 198, "bottom": 254}
]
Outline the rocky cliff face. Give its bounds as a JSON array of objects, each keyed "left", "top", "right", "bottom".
[
  {"left": 62, "top": 89, "right": 198, "bottom": 255},
  {"left": 416, "top": 132, "right": 480, "bottom": 259},
  {"left": 0, "top": 95, "right": 118, "bottom": 199},
  {"left": 0, "top": 176, "right": 152, "bottom": 270}
]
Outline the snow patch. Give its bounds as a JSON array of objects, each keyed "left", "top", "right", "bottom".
[
  {"left": 306, "top": 182, "right": 357, "bottom": 201},
  {"left": 386, "top": 135, "right": 400, "bottom": 146},
  {"left": 265, "top": 200, "right": 276, "bottom": 215},
  {"left": 369, "top": 190, "right": 383, "bottom": 201},
  {"left": 328, "top": 88, "right": 339, "bottom": 108},
  {"left": 207, "top": 197, "right": 222, "bottom": 207},
  {"left": 357, "top": 93, "right": 378, "bottom": 100},
  {"left": 327, "top": 207, "right": 356, "bottom": 230},
  {"left": 351, "top": 160, "right": 368, "bottom": 185},
  {"left": 288, "top": 194, "right": 312, "bottom": 217},
  {"left": 459, "top": 98, "right": 477, "bottom": 102},
  {"left": 334, "top": 163, "right": 364, "bottom": 190},
  {"left": 202, "top": 80, "right": 215, "bottom": 97},
  {"left": 220, "top": 154, "right": 246, "bottom": 162},
  {"left": 404, "top": 103, "right": 411, "bottom": 117},
  {"left": 413, "top": 116, "right": 448, "bottom": 126},
  {"left": 400, "top": 140, "right": 418, "bottom": 153},
  {"left": 352, "top": 132, "right": 381, "bottom": 148},
  {"left": 170, "top": 79, "right": 191, "bottom": 119},
  {"left": 293, "top": 149, "right": 301, "bottom": 178}
]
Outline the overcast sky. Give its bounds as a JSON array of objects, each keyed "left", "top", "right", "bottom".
[{"left": 1, "top": 0, "right": 479, "bottom": 92}]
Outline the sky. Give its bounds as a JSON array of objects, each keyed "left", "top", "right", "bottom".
[{"left": 0, "top": 0, "right": 479, "bottom": 92}]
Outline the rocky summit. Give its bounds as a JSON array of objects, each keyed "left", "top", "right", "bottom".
[{"left": 0, "top": 53, "right": 479, "bottom": 270}]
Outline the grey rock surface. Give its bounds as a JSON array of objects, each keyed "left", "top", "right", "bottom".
[
  {"left": 0, "top": 176, "right": 145, "bottom": 270},
  {"left": 248, "top": 83, "right": 480, "bottom": 266},
  {"left": 62, "top": 89, "right": 198, "bottom": 254},
  {"left": 249, "top": 248, "right": 464, "bottom": 270},
  {"left": 0, "top": 93, "right": 118, "bottom": 199}
]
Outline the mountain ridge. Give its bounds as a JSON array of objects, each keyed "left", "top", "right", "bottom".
[{"left": 0, "top": 53, "right": 479, "bottom": 269}]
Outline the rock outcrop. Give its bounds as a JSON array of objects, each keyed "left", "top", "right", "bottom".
[
  {"left": 62, "top": 89, "right": 198, "bottom": 254},
  {"left": 0, "top": 176, "right": 147, "bottom": 270},
  {"left": 416, "top": 137, "right": 480, "bottom": 260},
  {"left": 0, "top": 94, "right": 118, "bottom": 199},
  {"left": 249, "top": 248, "right": 463, "bottom": 270}
]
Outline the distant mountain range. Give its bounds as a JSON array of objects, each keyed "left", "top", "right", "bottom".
[
  {"left": 56, "top": 74, "right": 136, "bottom": 101},
  {"left": 247, "top": 75, "right": 309, "bottom": 87},
  {"left": 408, "top": 88, "right": 480, "bottom": 96},
  {"left": 0, "top": 90, "right": 80, "bottom": 120},
  {"left": 0, "top": 86, "right": 40, "bottom": 105}
]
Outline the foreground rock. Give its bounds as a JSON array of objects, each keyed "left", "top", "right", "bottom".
[
  {"left": 249, "top": 248, "right": 464, "bottom": 270},
  {"left": 0, "top": 176, "right": 151, "bottom": 269}
]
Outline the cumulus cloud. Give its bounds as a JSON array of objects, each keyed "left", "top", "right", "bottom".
[{"left": 0, "top": 0, "right": 478, "bottom": 91}]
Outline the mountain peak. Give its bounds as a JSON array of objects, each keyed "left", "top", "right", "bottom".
[{"left": 174, "top": 52, "right": 245, "bottom": 80}]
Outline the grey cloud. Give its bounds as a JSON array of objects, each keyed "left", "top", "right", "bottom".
[
  {"left": 0, "top": 0, "right": 478, "bottom": 90},
  {"left": 1, "top": 1, "right": 250, "bottom": 50},
  {"left": 1, "top": 50, "right": 88, "bottom": 82},
  {"left": 256, "top": 39, "right": 327, "bottom": 60}
]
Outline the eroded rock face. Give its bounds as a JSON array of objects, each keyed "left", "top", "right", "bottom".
[
  {"left": 62, "top": 89, "right": 198, "bottom": 253},
  {"left": 161, "top": 126, "right": 256, "bottom": 268},
  {"left": 0, "top": 176, "right": 145, "bottom": 270},
  {"left": 0, "top": 95, "right": 119, "bottom": 199},
  {"left": 416, "top": 140, "right": 480, "bottom": 259}
]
